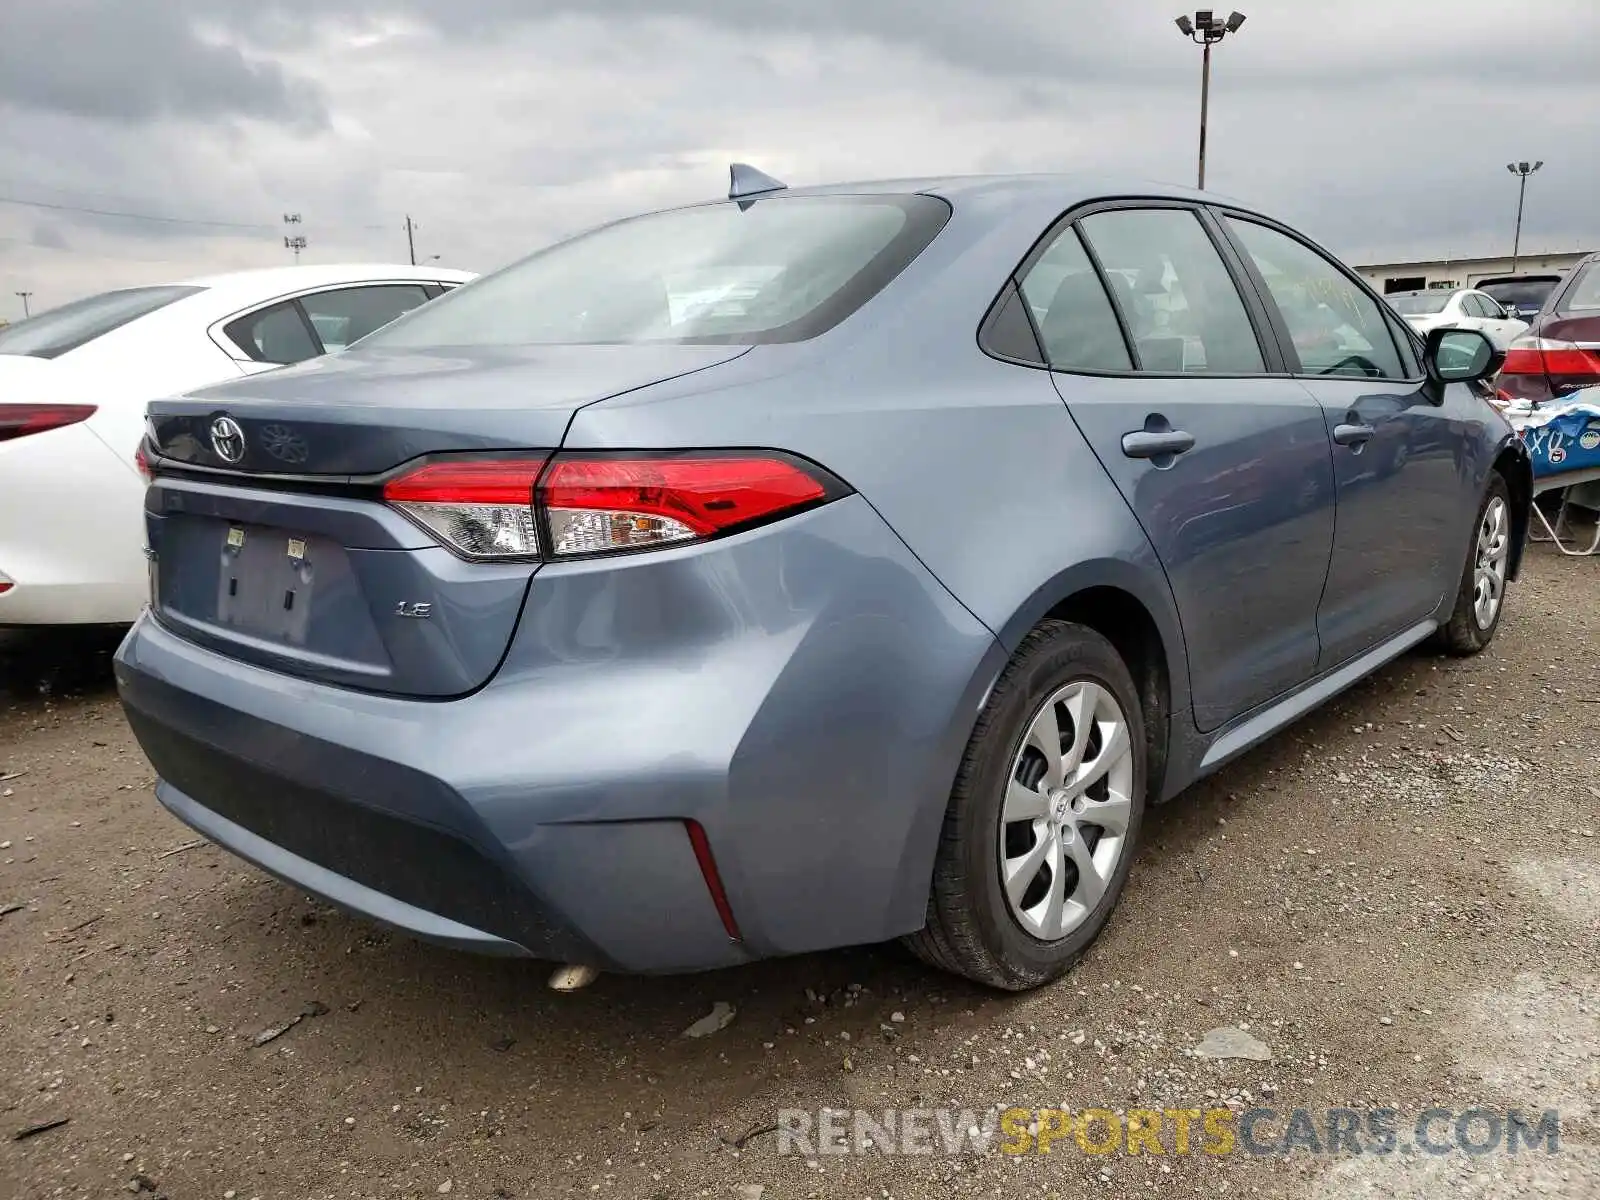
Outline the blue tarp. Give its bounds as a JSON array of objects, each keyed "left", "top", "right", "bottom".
[{"left": 1507, "top": 391, "right": 1600, "bottom": 479}]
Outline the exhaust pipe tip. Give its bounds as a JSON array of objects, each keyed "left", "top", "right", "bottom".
[{"left": 547, "top": 964, "right": 601, "bottom": 992}]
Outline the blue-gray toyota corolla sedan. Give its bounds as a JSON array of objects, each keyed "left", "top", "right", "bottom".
[{"left": 116, "top": 171, "right": 1531, "bottom": 990}]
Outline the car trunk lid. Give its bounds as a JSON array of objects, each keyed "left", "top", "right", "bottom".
[{"left": 142, "top": 343, "right": 748, "bottom": 696}]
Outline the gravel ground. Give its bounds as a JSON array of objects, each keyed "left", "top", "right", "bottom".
[{"left": 2, "top": 546, "right": 1596, "bottom": 1200}]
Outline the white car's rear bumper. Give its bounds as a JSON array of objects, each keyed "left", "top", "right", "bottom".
[{"left": 0, "top": 422, "right": 148, "bottom": 625}]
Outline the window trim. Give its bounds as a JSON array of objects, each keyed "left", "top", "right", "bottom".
[
  {"left": 1210, "top": 209, "right": 1424, "bottom": 385},
  {"left": 978, "top": 196, "right": 1290, "bottom": 379}
]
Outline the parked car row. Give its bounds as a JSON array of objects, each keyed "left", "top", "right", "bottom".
[
  {"left": 106, "top": 170, "right": 1530, "bottom": 990},
  {"left": 0, "top": 266, "right": 473, "bottom": 624},
  {"left": 1382, "top": 254, "right": 1600, "bottom": 407},
  {"left": 1497, "top": 251, "right": 1600, "bottom": 405}
]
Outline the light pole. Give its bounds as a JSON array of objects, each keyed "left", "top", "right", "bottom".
[
  {"left": 1175, "top": 10, "right": 1246, "bottom": 190},
  {"left": 15, "top": 291, "right": 32, "bottom": 318},
  {"left": 1506, "top": 161, "right": 1543, "bottom": 273}
]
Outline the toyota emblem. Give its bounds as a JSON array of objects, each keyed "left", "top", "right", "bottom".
[{"left": 209, "top": 415, "right": 246, "bottom": 464}]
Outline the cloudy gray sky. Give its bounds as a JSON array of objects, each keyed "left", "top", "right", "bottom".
[{"left": 2, "top": 0, "right": 1596, "bottom": 318}]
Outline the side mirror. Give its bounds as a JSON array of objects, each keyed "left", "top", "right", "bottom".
[{"left": 1424, "top": 326, "right": 1503, "bottom": 385}]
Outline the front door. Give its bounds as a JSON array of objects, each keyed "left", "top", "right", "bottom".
[
  {"left": 1221, "top": 215, "right": 1470, "bottom": 669},
  {"left": 1019, "top": 206, "right": 1337, "bottom": 732}
]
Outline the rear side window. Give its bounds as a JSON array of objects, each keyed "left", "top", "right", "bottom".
[
  {"left": 1017, "top": 226, "right": 1131, "bottom": 371},
  {"left": 225, "top": 302, "right": 319, "bottom": 365},
  {"left": 300, "top": 285, "right": 431, "bottom": 351},
  {"left": 1078, "top": 208, "right": 1265, "bottom": 374},
  {"left": 1226, "top": 218, "right": 1405, "bottom": 380},
  {"left": 1562, "top": 263, "right": 1600, "bottom": 312},
  {"left": 360, "top": 195, "right": 951, "bottom": 348},
  {"left": 0, "top": 285, "right": 202, "bottom": 360},
  {"left": 1389, "top": 292, "right": 1449, "bottom": 315}
]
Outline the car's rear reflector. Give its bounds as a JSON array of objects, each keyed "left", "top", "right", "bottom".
[
  {"left": 383, "top": 457, "right": 547, "bottom": 560},
  {"left": 540, "top": 454, "right": 831, "bottom": 556},
  {"left": 684, "top": 818, "right": 742, "bottom": 941},
  {"left": 0, "top": 404, "right": 97, "bottom": 443}
]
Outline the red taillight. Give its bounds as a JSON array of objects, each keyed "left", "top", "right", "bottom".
[
  {"left": 1501, "top": 336, "right": 1600, "bottom": 380},
  {"left": 0, "top": 404, "right": 97, "bottom": 443},
  {"left": 134, "top": 442, "right": 153, "bottom": 483},
  {"left": 381, "top": 452, "right": 840, "bottom": 561},
  {"left": 540, "top": 455, "right": 829, "bottom": 556},
  {"left": 684, "top": 819, "right": 741, "bottom": 941},
  {"left": 383, "top": 458, "right": 547, "bottom": 560}
]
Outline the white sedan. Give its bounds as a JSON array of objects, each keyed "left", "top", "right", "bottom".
[
  {"left": 0, "top": 264, "right": 474, "bottom": 625},
  {"left": 1386, "top": 287, "right": 1530, "bottom": 349}
]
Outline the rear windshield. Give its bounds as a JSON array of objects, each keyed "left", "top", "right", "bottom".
[
  {"left": 0, "top": 285, "right": 202, "bottom": 359},
  {"left": 1388, "top": 292, "right": 1449, "bottom": 315},
  {"left": 1477, "top": 278, "right": 1559, "bottom": 309},
  {"left": 1560, "top": 263, "right": 1600, "bottom": 312},
  {"left": 362, "top": 195, "right": 951, "bottom": 348}
]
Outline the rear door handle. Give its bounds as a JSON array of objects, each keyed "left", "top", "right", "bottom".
[
  {"left": 1333, "top": 422, "right": 1375, "bottom": 447},
  {"left": 1121, "top": 429, "right": 1196, "bottom": 459}
]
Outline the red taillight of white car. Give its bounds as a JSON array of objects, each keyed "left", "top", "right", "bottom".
[
  {"left": 1500, "top": 336, "right": 1600, "bottom": 382},
  {"left": 382, "top": 452, "right": 843, "bottom": 561},
  {"left": 0, "top": 404, "right": 97, "bottom": 443}
]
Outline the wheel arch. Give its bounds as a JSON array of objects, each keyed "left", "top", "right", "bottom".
[
  {"left": 1491, "top": 435, "right": 1533, "bottom": 582},
  {"left": 993, "top": 560, "right": 1191, "bottom": 806}
]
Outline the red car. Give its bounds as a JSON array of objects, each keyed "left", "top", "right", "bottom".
[{"left": 1497, "top": 251, "right": 1600, "bottom": 404}]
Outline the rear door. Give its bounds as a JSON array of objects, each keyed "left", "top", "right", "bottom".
[
  {"left": 1219, "top": 214, "right": 1468, "bottom": 668},
  {"left": 1022, "top": 203, "right": 1336, "bottom": 732}
]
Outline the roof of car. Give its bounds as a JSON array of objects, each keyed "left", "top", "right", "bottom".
[
  {"left": 780, "top": 172, "right": 1219, "bottom": 206},
  {"left": 174, "top": 263, "right": 475, "bottom": 291}
]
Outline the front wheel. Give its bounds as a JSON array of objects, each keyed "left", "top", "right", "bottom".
[
  {"left": 1437, "top": 474, "right": 1512, "bottom": 655},
  {"left": 904, "top": 620, "right": 1146, "bottom": 991}
]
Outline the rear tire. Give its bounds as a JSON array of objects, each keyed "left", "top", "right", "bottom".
[
  {"left": 1437, "top": 474, "right": 1512, "bottom": 656},
  {"left": 904, "top": 620, "right": 1146, "bottom": 991}
]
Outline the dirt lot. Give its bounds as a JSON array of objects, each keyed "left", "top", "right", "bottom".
[{"left": 2, "top": 548, "right": 1597, "bottom": 1200}]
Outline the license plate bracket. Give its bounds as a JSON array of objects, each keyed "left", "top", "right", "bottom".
[{"left": 215, "top": 524, "right": 317, "bottom": 644}]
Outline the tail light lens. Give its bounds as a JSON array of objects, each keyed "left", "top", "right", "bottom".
[
  {"left": 382, "top": 451, "right": 844, "bottom": 561},
  {"left": 539, "top": 455, "right": 829, "bottom": 556},
  {"left": 134, "top": 441, "right": 153, "bottom": 484},
  {"left": 1501, "top": 336, "right": 1600, "bottom": 381},
  {"left": 0, "top": 404, "right": 97, "bottom": 443},
  {"left": 383, "top": 458, "right": 546, "bottom": 560}
]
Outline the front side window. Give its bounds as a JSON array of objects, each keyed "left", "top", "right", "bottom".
[
  {"left": 0, "top": 285, "right": 202, "bottom": 360},
  {"left": 1476, "top": 294, "right": 1508, "bottom": 319},
  {"left": 300, "top": 285, "right": 431, "bottom": 352},
  {"left": 1078, "top": 208, "right": 1265, "bottom": 374},
  {"left": 1017, "top": 226, "right": 1131, "bottom": 372},
  {"left": 1226, "top": 218, "right": 1405, "bottom": 380},
  {"left": 362, "top": 195, "right": 950, "bottom": 349}
]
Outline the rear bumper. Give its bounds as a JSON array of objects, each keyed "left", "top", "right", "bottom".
[{"left": 115, "top": 495, "right": 1004, "bottom": 972}]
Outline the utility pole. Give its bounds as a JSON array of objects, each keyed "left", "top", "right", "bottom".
[
  {"left": 283, "top": 212, "right": 306, "bottom": 264},
  {"left": 405, "top": 215, "right": 417, "bottom": 266},
  {"left": 15, "top": 291, "right": 32, "bottom": 318},
  {"left": 1506, "top": 161, "right": 1543, "bottom": 273},
  {"left": 1175, "top": 10, "right": 1247, "bottom": 190}
]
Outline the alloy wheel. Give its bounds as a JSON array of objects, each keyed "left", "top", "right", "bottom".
[
  {"left": 1473, "top": 495, "right": 1510, "bottom": 630},
  {"left": 998, "top": 680, "right": 1135, "bottom": 942}
]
